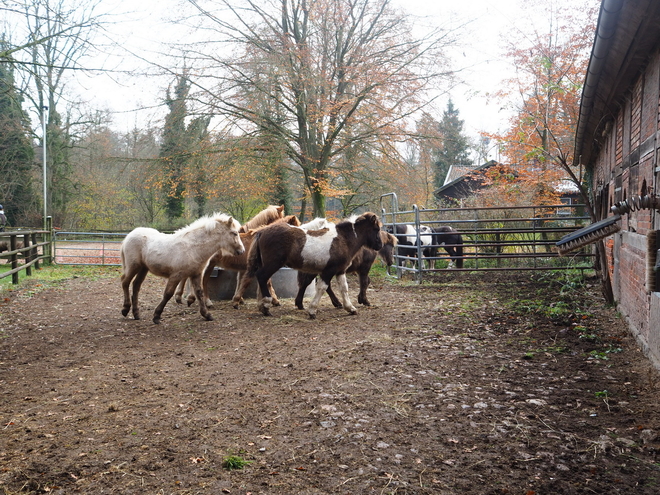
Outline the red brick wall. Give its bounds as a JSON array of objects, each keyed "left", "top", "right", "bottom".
[{"left": 591, "top": 48, "right": 660, "bottom": 367}]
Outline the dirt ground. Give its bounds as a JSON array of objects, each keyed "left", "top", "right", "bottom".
[{"left": 1, "top": 268, "right": 659, "bottom": 494}]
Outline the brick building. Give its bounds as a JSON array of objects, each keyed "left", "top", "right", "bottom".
[{"left": 575, "top": 0, "right": 660, "bottom": 368}]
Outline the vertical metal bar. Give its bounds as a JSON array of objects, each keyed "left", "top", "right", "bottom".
[
  {"left": 45, "top": 216, "right": 53, "bottom": 263},
  {"left": 414, "top": 205, "right": 423, "bottom": 283}
]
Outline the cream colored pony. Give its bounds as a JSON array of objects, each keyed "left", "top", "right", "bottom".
[{"left": 120, "top": 213, "right": 244, "bottom": 324}]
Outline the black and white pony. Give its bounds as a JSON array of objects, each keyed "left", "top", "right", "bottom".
[
  {"left": 388, "top": 224, "right": 463, "bottom": 269},
  {"left": 240, "top": 212, "right": 384, "bottom": 319}
]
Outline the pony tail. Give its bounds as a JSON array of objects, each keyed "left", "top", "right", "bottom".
[{"left": 245, "top": 232, "right": 263, "bottom": 277}]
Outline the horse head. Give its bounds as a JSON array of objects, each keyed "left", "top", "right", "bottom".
[
  {"left": 283, "top": 214, "right": 302, "bottom": 226},
  {"left": 355, "top": 212, "right": 383, "bottom": 251},
  {"left": 378, "top": 231, "right": 398, "bottom": 266},
  {"left": 218, "top": 215, "right": 245, "bottom": 256}
]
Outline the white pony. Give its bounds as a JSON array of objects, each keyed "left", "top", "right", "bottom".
[{"left": 120, "top": 213, "right": 244, "bottom": 324}]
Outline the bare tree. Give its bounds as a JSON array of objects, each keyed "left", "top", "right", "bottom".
[
  {"left": 4, "top": 0, "right": 108, "bottom": 223},
  {"left": 180, "top": 0, "right": 456, "bottom": 217}
]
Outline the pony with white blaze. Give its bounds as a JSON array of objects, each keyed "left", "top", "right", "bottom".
[
  {"left": 120, "top": 213, "right": 244, "bottom": 324},
  {"left": 239, "top": 212, "right": 384, "bottom": 319}
]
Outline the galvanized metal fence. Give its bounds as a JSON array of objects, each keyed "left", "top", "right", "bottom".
[
  {"left": 380, "top": 192, "right": 593, "bottom": 281},
  {"left": 53, "top": 231, "right": 124, "bottom": 265}
]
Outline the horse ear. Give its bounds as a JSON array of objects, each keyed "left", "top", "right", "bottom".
[{"left": 277, "top": 205, "right": 284, "bottom": 213}]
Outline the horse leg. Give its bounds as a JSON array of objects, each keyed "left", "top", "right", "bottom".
[
  {"left": 200, "top": 262, "right": 215, "bottom": 308},
  {"left": 335, "top": 273, "right": 357, "bottom": 315},
  {"left": 357, "top": 268, "right": 372, "bottom": 306},
  {"left": 232, "top": 272, "right": 253, "bottom": 309},
  {"left": 268, "top": 279, "right": 281, "bottom": 307},
  {"left": 174, "top": 279, "right": 186, "bottom": 304},
  {"left": 325, "top": 280, "right": 342, "bottom": 308},
  {"left": 256, "top": 267, "right": 279, "bottom": 316},
  {"left": 455, "top": 242, "right": 464, "bottom": 269},
  {"left": 306, "top": 277, "right": 329, "bottom": 320},
  {"left": 295, "top": 272, "right": 318, "bottom": 310},
  {"left": 152, "top": 276, "right": 181, "bottom": 324},
  {"left": 129, "top": 268, "right": 148, "bottom": 320},
  {"left": 190, "top": 273, "right": 213, "bottom": 321},
  {"left": 120, "top": 267, "right": 138, "bottom": 317}
]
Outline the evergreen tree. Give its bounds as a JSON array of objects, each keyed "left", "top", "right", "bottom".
[
  {"left": 433, "top": 100, "right": 473, "bottom": 189},
  {"left": 47, "top": 109, "right": 75, "bottom": 225},
  {"left": 160, "top": 74, "right": 190, "bottom": 219},
  {"left": 187, "top": 115, "right": 211, "bottom": 219},
  {"left": 0, "top": 48, "right": 36, "bottom": 226}
]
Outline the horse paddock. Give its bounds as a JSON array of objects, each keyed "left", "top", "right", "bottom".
[{"left": 1, "top": 269, "right": 659, "bottom": 494}]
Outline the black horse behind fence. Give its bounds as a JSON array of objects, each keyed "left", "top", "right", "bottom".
[{"left": 387, "top": 224, "right": 464, "bottom": 269}]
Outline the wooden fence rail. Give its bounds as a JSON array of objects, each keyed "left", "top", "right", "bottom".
[{"left": 0, "top": 230, "right": 52, "bottom": 284}]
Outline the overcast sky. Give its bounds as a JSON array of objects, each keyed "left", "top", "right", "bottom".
[{"left": 77, "top": 0, "right": 588, "bottom": 146}]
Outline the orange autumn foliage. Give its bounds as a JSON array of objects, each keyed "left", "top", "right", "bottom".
[{"left": 486, "top": 0, "right": 598, "bottom": 208}]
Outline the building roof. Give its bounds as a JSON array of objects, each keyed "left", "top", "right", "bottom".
[
  {"left": 574, "top": 0, "right": 660, "bottom": 168},
  {"left": 433, "top": 160, "right": 501, "bottom": 200}
]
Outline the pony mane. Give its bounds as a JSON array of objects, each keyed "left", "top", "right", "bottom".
[
  {"left": 240, "top": 205, "right": 284, "bottom": 232},
  {"left": 283, "top": 214, "right": 302, "bottom": 226},
  {"left": 176, "top": 212, "right": 235, "bottom": 235},
  {"left": 381, "top": 230, "right": 398, "bottom": 245},
  {"left": 300, "top": 217, "right": 333, "bottom": 230}
]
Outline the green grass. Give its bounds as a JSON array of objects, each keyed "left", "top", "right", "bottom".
[
  {"left": 0, "top": 263, "right": 119, "bottom": 294},
  {"left": 222, "top": 454, "right": 252, "bottom": 470}
]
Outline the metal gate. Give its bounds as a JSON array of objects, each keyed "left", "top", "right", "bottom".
[
  {"left": 53, "top": 231, "right": 124, "bottom": 265},
  {"left": 380, "top": 193, "right": 593, "bottom": 281}
]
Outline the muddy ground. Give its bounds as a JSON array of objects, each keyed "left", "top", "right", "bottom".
[{"left": 1, "top": 268, "right": 659, "bottom": 494}]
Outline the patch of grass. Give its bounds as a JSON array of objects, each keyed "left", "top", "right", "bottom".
[
  {"left": 0, "top": 264, "right": 119, "bottom": 294},
  {"left": 222, "top": 454, "right": 252, "bottom": 470}
]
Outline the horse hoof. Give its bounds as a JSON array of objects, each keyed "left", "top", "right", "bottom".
[
  {"left": 153, "top": 318, "right": 160, "bottom": 324},
  {"left": 348, "top": 308, "right": 358, "bottom": 315},
  {"left": 174, "top": 297, "right": 182, "bottom": 304},
  {"left": 272, "top": 299, "right": 281, "bottom": 307},
  {"left": 204, "top": 314, "right": 214, "bottom": 321},
  {"left": 308, "top": 313, "right": 316, "bottom": 320},
  {"left": 121, "top": 308, "right": 129, "bottom": 317}
]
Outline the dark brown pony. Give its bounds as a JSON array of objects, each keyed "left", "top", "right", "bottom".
[
  {"left": 0, "top": 241, "right": 24, "bottom": 253},
  {"left": 239, "top": 212, "right": 383, "bottom": 319},
  {"left": 176, "top": 214, "right": 301, "bottom": 307},
  {"left": 294, "top": 230, "right": 397, "bottom": 310}
]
